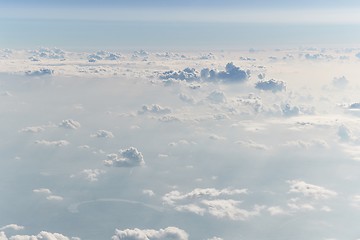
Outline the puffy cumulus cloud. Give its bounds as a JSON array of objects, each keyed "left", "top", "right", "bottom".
[
  {"left": 35, "top": 140, "right": 69, "bottom": 147},
  {"left": 332, "top": 76, "right": 348, "bottom": 88},
  {"left": 4, "top": 231, "right": 75, "bottom": 240},
  {"left": 255, "top": 79, "right": 286, "bottom": 92},
  {"left": 25, "top": 69, "right": 54, "bottom": 77},
  {"left": 71, "top": 169, "right": 105, "bottom": 182},
  {"left": 201, "top": 62, "right": 249, "bottom": 83},
  {"left": 207, "top": 91, "right": 226, "bottom": 104},
  {"left": 281, "top": 103, "right": 301, "bottom": 117},
  {"left": 58, "top": 119, "right": 81, "bottom": 130},
  {"left": 201, "top": 199, "right": 264, "bottom": 221},
  {"left": 207, "top": 237, "right": 223, "bottom": 240},
  {"left": 159, "top": 68, "right": 199, "bottom": 82},
  {"left": 159, "top": 63, "right": 248, "bottom": 84},
  {"left": 87, "top": 51, "right": 121, "bottom": 62},
  {"left": 112, "top": 227, "right": 188, "bottom": 240},
  {"left": 19, "top": 126, "right": 45, "bottom": 133},
  {"left": 0, "top": 224, "right": 24, "bottom": 231},
  {"left": 29, "top": 47, "right": 65, "bottom": 60},
  {"left": 287, "top": 180, "right": 337, "bottom": 200},
  {"left": 138, "top": 104, "right": 171, "bottom": 115},
  {"left": 91, "top": 130, "right": 114, "bottom": 138},
  {"left": 104, "top": 147, "right": 145, "bottom": 168}
]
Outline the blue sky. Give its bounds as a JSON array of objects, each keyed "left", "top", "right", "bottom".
[
  {"left": 1, "top": 0, "right": 360, "bottom": 50},
  {"left": 3, "top": 0, "right": 360, "bottom": 8}
]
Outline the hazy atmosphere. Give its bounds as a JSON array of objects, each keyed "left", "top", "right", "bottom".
[{"left": 1, "top": 1, "right": 360, "bottom": 240}]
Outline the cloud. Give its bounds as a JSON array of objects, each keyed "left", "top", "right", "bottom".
[
  {"left": 332, "top": 76, "right": 348, "bottom": 88},
  {"left": 159, "top": 68, "right": 199, "bottom": 82},
  {"left": 159, "top": 63, "right": 249, "bottom": 84},
  {"left": 46, "top": 195, "right": 64, "bottom": 201},
  {"left": 267, "top": 206, "right": 288, "bottom": 216},
  {"left": 201, "top": 199, "right": 264, "bottom": 220},
  {"left": 138, "top": 104, "right": 171, "bottom": 114},
  {"left": 30, "top": 47, "right": 65, "bottom": 60},
  {"left": 201, "top": 62, "right": 249, "bottom": 83},
  {"left": 338, "top": 124, "right": 354, "bottom": 141},
  {"left": 33, "top": 188, "right": 52, "bottom": 194},
  {"left": 104, "top": 147, "right": 145, "bottom": 167},
  {"left": 235, "top": 140, "right": 270, "bottom": 151},
  {"left": 207, "top": 91, "right": 226, "bottom": 104},
  {"left": 255, "top": 79, "right": 286, "bottom": 92},
  {"left": 162, "top": 188, "right": 260, "bottom": 221},
  {"left": 163, "top": 188, "right": 247, "bottom": 205},
  {"left": 19, "top": 126, "right": 45, "bottom": 133},
  {"left": 112, "top": 227, "right": 188, "bottom": 240},
  {"left": 58, "top": 119, "right": 81, "bottom": 130},
  {"left": 4, "top": 231, "right": 73, "bottom": 240},
  {"left": 287, "top": 180, "right": 337, "bottom": 200},
  {"left": 142, "top": 189, "right": 155, "bottom": 197},
  {"left": 88, "top": 51, "right": 121, "bottom": 62},
  {"left": 71, "top": 169, "right": 105, "bottom": 182},
  {"left": 35, "top": 140, "right": 69, "bottom": 147},
  {"left": 0, "top": 224, "right": 24, "bottom": 231},
  {"left": 207, "top": 237, "right": 223, "bottom": 240},
  {"left": 91, "top": 130, "right": 114, "bottom": 138},
  {"left": 282, "top": 139, "right": 329, "bottom": 149},
  {"left": 25, "top": 69, "right": 54, "bottom": 76}
]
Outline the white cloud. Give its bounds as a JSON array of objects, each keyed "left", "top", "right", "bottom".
[
  {"left": 207, "top": 91, "right": 226, "bottom": 104},
  {"left": 255, "top": 79, "right": 286, "bottom": 92},
  {"left": 201, "top": 62, "right": 249, "bottom": 83},
  {"left": 267, "top": 206, "right": 288, "bottom": 216},
  {"left": 0, "top": 225, "right": 24, "bottom": 231},
  {"left": 71, "top": 169, "right": 105, "bottom": 182},
  {"left": 46, "top": 195, "right": 64, "bottom": 201},
  {"left": 159, "top": 68, "right": 199, "bottom": 82},
  {"left": 91, "top": 130, "right": 114, "bottom": 138},
  {"left": 287, "top": 180, "right": 337, "bottom": 200},
  {"left": 58, "top": 119, "right": 81, "bottom": 130},
  {"left": 142, "top": 189, "right": 155, "bottom": 197},
  {"left": 207, "top": 237, "right": 223, "bottom": 240},
  {"left": 33, "top": 188, "right": 52, "bottom": 194},
  {"left": 138, "top": 104, "right": 171, "bottom": 114},
  {"left": 201, "top": 199, "right": 264, "bottom": 220},
  {"left": 163, "top": 188, "right": 247, "bottom": 205},
  {"left": 7, "top": 231, "right": 71, "bottom": 240},
  {"left": 35, "top": 140, "right": 69, "bottom": 147},
  {"left": 104, "top": 147, "right": 145, "bottom": 168},
  {"left": 112, "top": 227, "right": 188, "bottom": 240},
  {"left": 174, "top": 204, "right": 206, "bottom": 216},
  {"left": 19, "top": 126, "right": 45, "bottom": 133}
]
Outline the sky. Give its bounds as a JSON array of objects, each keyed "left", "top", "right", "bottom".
[
  {"left": 2, "top": 1, "right": 360, "bottom": 240},
  {"left": 2, "top": 0, "right": 360, "bottom": 50}
]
